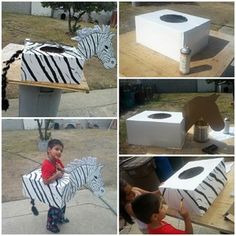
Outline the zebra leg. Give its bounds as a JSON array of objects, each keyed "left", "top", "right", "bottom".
[
  {"left": 46, "top": 207, "right": 60, "bottom": 233},
  {"left": 59, "top": 205, "right": 70, "bottom": 224}
]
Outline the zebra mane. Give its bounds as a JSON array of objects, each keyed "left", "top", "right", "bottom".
[
  {"left": 65, "top": 156, "right": 99, "bottom": 173},
  {"left": 74, "top": 25, "right": 113, "bottom": 41}
]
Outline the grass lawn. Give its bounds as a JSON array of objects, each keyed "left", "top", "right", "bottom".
[
  {"left": 120, "top": 92, "right": 234, "bottom": 153},
  {"left": 2, "top": 12, "right": 117, "bottom": 97}
]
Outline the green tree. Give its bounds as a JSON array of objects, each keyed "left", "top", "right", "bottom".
[{"left": 41, "top": 2, "right": 116, "bottom": 33}]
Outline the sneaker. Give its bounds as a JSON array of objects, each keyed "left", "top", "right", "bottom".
[
  {"left": 59, "top": 218, "right": 70, "bottom": 224},
  {"left": 47, "top": 224, "right": 60, "bottom": 233}
]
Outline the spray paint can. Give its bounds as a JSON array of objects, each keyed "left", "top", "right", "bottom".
[
  {"left": 223, "top": 117, "right": 230, "bottom": 134},
  {"left": 180, "top": 46, "right": 191, "bottom": 75}
]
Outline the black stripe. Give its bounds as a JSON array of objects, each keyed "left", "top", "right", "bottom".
[
  {"left": 221, "top": 161, "right": 226, "bottom": 169},
  {"left": 162, "top": 188, "right": 166, "bottom": 197},
  {"left": 81, "top": 40, "right": 88, "bottom": 59},
  {"left": 91, "top": 34, "right": 97, "bottom": 54},
  {"left": 177, "top": 189, "right": 184, "bottom": 199},
  {"left": 55, "top": 180, "right": 63, "bottom": 197},
  {"left": 75, "top": 58, "right": 83, "bottom": 70},
  {"left": 215, "top": 167, "right": 227, "bottom": 181},
  {"left": 76, "top": 47, "right": 87, "bottom": 59},
  {"left": 42, "top": 55, "right": 59, "bottom": 83},
  {"left": 34, "top": 54, "right": 54, "bottom": 83},
  {"left": 75, "top": 168, "right": 82, "bottom": 187},
  {"left": 71, "top": 171, "right": 80, "bottom": 187},
  {"left": 22, "top": 176, "right": 34, "bottom": 200},
  {"left": 50, "top": 56, "right": 67, "bottom": 83},
  {"left": 63, "top": 57, "right": 80, "bottom": 84},
  {"left": 202, "top": 181, "right": 218, "bottom": 196},
  {"left": 195, "top": 189, "right": 211, "bottom": 206},
  {"left": 85, "top": 37, "right": 92, "bottom": 58},
  {"left": 34, "top": 173, "right": 45, "bottom": 203},
  {"left": 21, "top": 67, "right": 27, "bottom": 81},
  {"left": 22, "top": 54, "right": 38, "bottom": 81},
  {"left": 65, "top": 51, "right": 83, "bottom": 70},
  {"left": 38, "top": 177, "right": 52, "bottom": 205},
  {"left": 29, "top": 173, "right": 42, "bottom": 202},
  {"left": 209, "top": 173, "right": 225, "bottom": 187},
  {"left": 47, "top": 185, "right": 60, "bottom": 208},
  {"left": 80, "top": 166, "right": 87, "bottom": 184},
  {"left": 183, "top": 190, "right": 207, "bottom": 212}
]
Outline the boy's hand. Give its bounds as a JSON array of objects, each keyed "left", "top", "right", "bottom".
[
  {"left": 55, "top": 170, "right": 64, "bottom": 178},
  {"left": 56, "top": 163, "right": 64, "bottom": 171},
  {"left": 178, "top": 201, "right": 190, "bottom": 220}
]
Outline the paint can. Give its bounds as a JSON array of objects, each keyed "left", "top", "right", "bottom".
[
  {"left": 179, "top": 46, "right": 191, "bottom": 75},
  {"left": 223, "top": 117, "right": 230, "bottom": 134},
  {"left": 194, "top": 120, "right": 209, "bottom": 143}
]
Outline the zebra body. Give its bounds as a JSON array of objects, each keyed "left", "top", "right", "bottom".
[
  {"left": 22, "top": 157, "right": 104, "bottom": 208},
  {"left": 21, "top": 25, "right": 116, "bottom": 85},
  {"left": 159, "top": 158, "right": 227, "bottom": 216}
]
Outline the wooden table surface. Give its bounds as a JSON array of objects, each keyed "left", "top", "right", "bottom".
[
  {"left": 120, "top": 30, "right": 234, "bottom": 77},
  {"left": 167, "top": 166, "right": 234, "bottom": 233},
  {"left": 2, "top": 43, "right": 89, "bottom": 92},
  {"left": 122, "top": 126, "right": 234, "bottom": 155}
]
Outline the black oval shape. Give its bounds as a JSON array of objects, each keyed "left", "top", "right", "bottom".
[
  {"left": 160, "top": 14, "right": 188, "bottom": 23},
  {"left": 178, "top": 167, "right": 204, "bottom": 179}
]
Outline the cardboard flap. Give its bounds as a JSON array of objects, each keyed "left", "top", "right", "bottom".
[
  {"left": 183, "top": 94, "right": 224, "bottom": 132},
  {"left": 224, "top": 203, "right": 234, "bottom": 223}
]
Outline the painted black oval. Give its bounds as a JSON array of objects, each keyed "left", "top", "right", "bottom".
[
  {"left": 178, "top": 167, "right": 204, "bottom": 179},
  {"left": 160, "top": 14, "right": 188, "bottom": 23}
]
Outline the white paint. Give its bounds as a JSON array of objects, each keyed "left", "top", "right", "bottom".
[
  {"left": 135, "top": 9, "right": 210, "bottom": 61},
  {"left": 31, "top": 2, "right": 51, "bottom": 16},
  {"left": 159, "top": 158, "right": 227, "bottom": 215},
  {"left": 126, "top": 110, "right": 185, "bottom": 148}
]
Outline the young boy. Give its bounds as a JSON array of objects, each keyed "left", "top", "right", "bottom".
[
  {"left": 131, "top": 193, "right": 193, "bottom": 234},
  {"left": 41, "top": 139, "right": 69, "bottom": 233}
]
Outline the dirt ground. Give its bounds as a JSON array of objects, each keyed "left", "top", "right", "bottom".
[
  {"left": 2, "top": 129, "right": 117, "bottom": 202},
  {"left": 2, "top": 13, "right": 117, "bottom": 99},
  {"left": 119, "top": 2, "right": 234, "bottom": 34}
]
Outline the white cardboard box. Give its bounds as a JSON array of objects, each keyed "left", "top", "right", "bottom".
[
  {"left": 21, "top": 42, "right": 84, "bottom": 84},
  {"left": 135, "top": 9, "right": 210, "bottom": 61},
  {"left": 126, "top": 110, "right": 185, "bottom": 148},
  {"left": 22, "top": 168, "right": 76, "bottom": 208},
  {"left": 159, "top": 158, "right": 227, "bottom": 215}
]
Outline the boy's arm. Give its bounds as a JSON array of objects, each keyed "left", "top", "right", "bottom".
[
  {"left": 43, "top": 171, "right": 64, "bottom": 185},
  {"left": 132, "top": 187, "right": 160, "bottom": 195},
  {"left": 179, "top": 205, "right": 193, "bottom": 234}
]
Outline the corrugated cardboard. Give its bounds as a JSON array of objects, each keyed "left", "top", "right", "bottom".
[{"left": 183, "top": 94, "right": 225, "bottom": 132}]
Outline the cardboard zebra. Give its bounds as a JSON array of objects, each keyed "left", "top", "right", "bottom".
[
  {"left": 22, "top": 157, "right": 105, "bottom": 211},
  {"left": 159, "top": 158, "right": 227, "bottom": 216},
  {"left": 21, "top": 25, "right": 116, "bottom": 84}
]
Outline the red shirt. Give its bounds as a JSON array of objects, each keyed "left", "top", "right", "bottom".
[
  {"left": 148, "top": 221, "right": 187, "bottom": 234},
  {"left": 41, "top": 159, "right": 64, "bottom": 181}
]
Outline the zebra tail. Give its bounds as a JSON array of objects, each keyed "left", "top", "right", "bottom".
[{"left": 30, "top": 199, "right": 39, "bottom": 216}]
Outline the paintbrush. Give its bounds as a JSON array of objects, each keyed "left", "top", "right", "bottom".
[{"left": 179, "top": 198, "right": 184, "bottom": 210}]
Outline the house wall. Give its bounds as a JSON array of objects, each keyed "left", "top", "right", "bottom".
[
  {"left": 2, "top": 2, "right": 31, "bottom": 14},
  {"left": 31, "top": 2, "right": 51, "bottom": 16},
  {"left": 2, "top": 119, "right": 24, "bottom": 130}
]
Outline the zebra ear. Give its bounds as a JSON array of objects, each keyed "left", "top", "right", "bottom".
[
  {"left": 109, "top": 33, "right": 115, "bottom": 40},
  {"left": 98, "top": 164, "right": 104, "bottom": 170}
]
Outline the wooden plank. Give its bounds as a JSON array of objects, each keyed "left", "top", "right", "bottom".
[
  {"left": 120, "top": 30, "right": 234, "bottom": 77},
  {"left": 167, "top": 167, "right": 234, "bottom": 233},
  {"left": 2, "top": 43, "right": 89, "bottom": 92},
  {"left": 123, "top": 126, "right": 234, "bottom": 155}
]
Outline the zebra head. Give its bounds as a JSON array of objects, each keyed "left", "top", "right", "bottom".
[
  {"left": 86, "top": 164, "right": 105, "bottom": 197},
  {"left": 96, "top": 25, "right": 116, "bottom": 69},
  {"left": 73, "top": 25, "right": 116, "bottom": 69}
]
